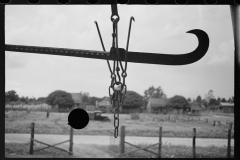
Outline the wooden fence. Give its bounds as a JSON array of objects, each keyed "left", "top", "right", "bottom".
[
  {"left": 29, "top": 122, "right": 73, "bottom": 155},
  {"left": 119, "top": 124, "right": 233, "bottom": 158},
  {"left": 152, "top": 114, "right": 234, "bottom": 128},
  {"left": 120, "top": 126, "right": 162, "bottom": 158}
]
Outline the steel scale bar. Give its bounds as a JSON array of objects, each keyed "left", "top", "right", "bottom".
[{"left": 5, "top": 29, "right": 209, "bottom": 66}]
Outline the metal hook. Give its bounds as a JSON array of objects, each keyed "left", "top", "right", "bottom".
[
  {"left": 126, "top": 16, "right": 135, "bottom": 52},
  {"left": 94, "top": 21, "right": 106, "bottom": 52},
  {"left": 94, "top": 21, "right": 113, "bottom": 75},
  {"left": 124, "top": 16, "right": 135, "bottom": 72}
]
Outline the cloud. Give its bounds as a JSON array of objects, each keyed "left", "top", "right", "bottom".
[{"left": 207, "top": 39, "right": 234, "bottom": 65}]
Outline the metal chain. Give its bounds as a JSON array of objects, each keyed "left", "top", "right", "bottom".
[
  {"left": 108, "top": 18, "right": 128, "bottom": 138},
  {"left": 108, "top": 5, "right": 133, "bottom": 138}
]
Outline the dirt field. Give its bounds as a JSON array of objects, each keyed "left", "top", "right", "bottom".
[{"left": 5, "top": 110, "right": 234, "bottom": 138}]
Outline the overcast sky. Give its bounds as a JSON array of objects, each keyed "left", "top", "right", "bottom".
[{"left": 5, "top": 5, "right": 234, "bottom": 100}]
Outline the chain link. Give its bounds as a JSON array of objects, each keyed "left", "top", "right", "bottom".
[
  {"left": 107, "top": 6, "right": 133, "bottom": 138},
  {"left": 108, "top": 18, "right": 127, "bottom": 138}
]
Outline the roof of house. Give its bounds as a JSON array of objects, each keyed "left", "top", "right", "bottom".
[
  {"left": 98, "top": 97, "right": 111, "bottom": 106},
  {"left": 148, "top": 98, "right": 168, "bottom": 108},
  {"left": 220, "top": 102, "right": 234, "bottom": 107},
  {"left": 70, "top": 93, "right": 83, "bottom": 104},
  {"left": 190, "top": 102, "right": 202, "bottom": 111}
]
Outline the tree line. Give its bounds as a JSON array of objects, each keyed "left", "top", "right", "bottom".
[{"left": 5, "top": 86, "right": 234, "bottom": 112}]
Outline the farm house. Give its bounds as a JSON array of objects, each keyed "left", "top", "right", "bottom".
[
  {"left": 216, "top": 102, "right": 234, "bottom": 113},
  {"left": 96, "top": 97, "right": 112, "bottom": 113},
  {"left": 190, "top": 102, "right": 203, "bottom": 116},
  {"left": 70, "top": 93, "right": 86, "bottom": 109},
  {"left": 146, "top": 98, "right": 168, "bottom": 114}
]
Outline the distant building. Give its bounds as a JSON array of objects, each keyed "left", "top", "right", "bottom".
[
  {"left": 70, "top": 93, "right": 86, "bottom": 109},
  {"left": 146, "top": 98, "right": 168, "bottom": 114},
  {"left": 190, "top": 102, "right": 203, "bottom": 116},
  {"left": 96, "top": 97, "right": 112, "bottom": 113},
  {"left": 216, "top": 102, "right": 234, "bottom": 113}
]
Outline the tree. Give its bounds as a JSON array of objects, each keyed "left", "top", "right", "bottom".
[
  {"left": 196, "top": 95, "right": 202, "bottom": 104},
  {"left": 123, "top": 91, "right": 144, "bottom": 108},
  {"left": 37, "top": 97, "right": 47, "bottom": 104},
  {"left": 217, "top": 97, "right": 221, "bottom": 104},
  {"left": 208, "top": 98, "right": 220, "bottom": 106},
  {"left": 202, "top": 99, "right": 208, "bottom": 109},
  {"left": 144, "top": 86, "right": 166, "bottom": 100},
  {"left": 187, "top": 98, "right": 192, "bottom": 102},
  {"left": 221, "top": 98, "right": 226, "bottom": 102},
  {"left": 205, "top": 90, "right": 215, "bottom": 103},
  {"left": 232, "top": 96, "right": 234, "bottom": 103},
  {"left": 19, "top": 96, "right": 27, "bottom": 104},
  {"left": 46, "top": 90, "right": 74, "bottom": 107},
  {"left": 167, "top": 95, "right": 189, "bottom": 114},
  {"left": 5, "top": 90, "right": 19, "bottom": 103},
  {"left": 88, "top": 96, "right": 102, "bottom": 105}
]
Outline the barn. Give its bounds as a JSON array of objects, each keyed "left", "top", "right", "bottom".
[
  {"left": 96, "top": 97, "right": 112, "bottom": 113},
  {"left": 190, "top": 102, "right": 203, "bottom": 116},
  {"left": 217, "top": 102, "right": 234, "bottom": 113},
  {"left": 70, "top": 93, "right": 86, "bottom": 109},
  {"left": 146, "top": 98, "right": 168, "bottom": 114}
]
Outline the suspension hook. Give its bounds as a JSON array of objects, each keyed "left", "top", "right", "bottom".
[
  {"left": 123, "top": 16, "right": 135, "bottom": 74},
  {"left": 126, "top": 16, "right": 135, "bottom": 53}
]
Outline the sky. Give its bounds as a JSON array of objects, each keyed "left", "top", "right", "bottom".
[{"left": 5, "top": 5, "right": 234, "bottom": 101}]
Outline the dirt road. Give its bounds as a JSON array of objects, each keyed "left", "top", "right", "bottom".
[{"left": 5, "top": 133, "right": 234, "bottom": 158}]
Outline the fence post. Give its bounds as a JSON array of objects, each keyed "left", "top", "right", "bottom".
[
  {"left": 46, "top": 110, "right": 49, "bottom": 118},
  {"left": 227, "top": 123, "right": 232, "bottom": 158},
  {"left": 158, "top": 126, "right": 162, "bottom": 158},
  {"left": 193, "top": 128, "right": 196, "bottom": 158},
  {"left": 29, "top": 122, "right": 35, "bottom": 155},
  {"left": 120, "top": 126, "right": 125, "bottom": 154},
  {"left": 69, "top": 126, "right": 73, "bottom": 155}
]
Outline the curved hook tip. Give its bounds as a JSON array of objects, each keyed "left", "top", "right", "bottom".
[{"left": 131, "top": 16, "right": 135, "bottom": 22}]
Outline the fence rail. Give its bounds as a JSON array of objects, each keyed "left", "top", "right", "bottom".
[
  {"left": 29, "top": 122, "right": 73, "bottom": 155},
  {"left": 119, "top": 125, "right": 233, "bottom": 158}
]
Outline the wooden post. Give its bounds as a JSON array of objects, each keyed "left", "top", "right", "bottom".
[
  {"left": 229, "top": 122, "right": 233, "bottom": 130},
  {"left": 227, "top": 128, "right": 231, "bottom": 158},
  {"left": 29, "top": 122, "right": 35, "bottom": 155},
  {"left": 46, "top": 110, "right": 49, "bottom": 118},
  {"left": 120, "top": 126, "right": 125, "bottom": 154},
  {"left": 158, "top": 126, "right": 162, "bottom": 158},
  {"left": 193, "top": 128, "right": 196, "bottom": 158},
  {"left": 213, "top": 121, "right": 216, "bottom": 126},
  {"left": 69, "top": 127, "right": 73, "bottom": 155}
]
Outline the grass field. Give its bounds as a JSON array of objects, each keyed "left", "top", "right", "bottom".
[{"left": 5, "top": 110, "right": 234, "bottom": 138}]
